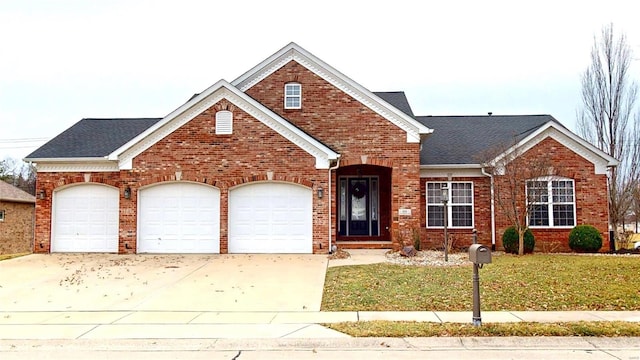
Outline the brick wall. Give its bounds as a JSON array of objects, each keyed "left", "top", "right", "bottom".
[
  {"left": 128, "top": 101, "right": 326, "bottom": 253},
  {"left": 245, "top": 60, "right": 422, "bottom": 248},
  {"left": 493, "top": 137, "right": 610, "bottom": 252},
  {"left": 34, "top": 172, "right": 122, "bottom": 253},
  {"left": 0, "top": 201, "right": 34, "bottom": 254}
]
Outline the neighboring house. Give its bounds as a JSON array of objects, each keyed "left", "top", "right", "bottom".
[
  {"left": 0, "top": 180, "right": 35, "bottom": 254},
  {"left": 25, "top": 42, "right": 617, "bottom": 254}
]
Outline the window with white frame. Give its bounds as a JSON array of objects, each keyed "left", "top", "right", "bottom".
[
  {"left": 0, "top": 209, "right": 5, "bottom": 221},
  {"left": 527, "top": 178, "right": 575, "bottom": 227},
  {"left": 284, "top": 83, "right": 301, "bottom": 109},
  {"left": 215, "top": 110, "right": 233, "bottom": 135},
  {"left": 426, "top": 182, "right": 473, "bottom": 227}
]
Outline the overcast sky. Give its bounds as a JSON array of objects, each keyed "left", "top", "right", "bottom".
[{"left": 1, "top": 0, "right": 639, "bottom": 161}]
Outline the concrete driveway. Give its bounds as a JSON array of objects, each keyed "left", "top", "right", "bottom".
[{"left": 0, "top": 254, "right": 328, "bottom": 312}]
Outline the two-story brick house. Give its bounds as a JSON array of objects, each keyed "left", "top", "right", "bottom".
[{"left": 26, "top": 43, "right": 617, "bottom": 254}]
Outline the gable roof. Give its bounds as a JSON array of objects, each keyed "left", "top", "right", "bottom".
[
  {"left": 417, "top": 114, "right": 618, "bottom": 174},
  {"left": 232, "top": 42, "right": 432, "bottom": 142},
  {"left": 25, "top": 118, "right": 161, "bottom": 160},
  {"left": 373, "top": 92, "right": 415, "bottom": 117},
  {"left": 0, "top": 180, "right": 35, "bottom": 204},
  {"left": 111, "top": 80, "right": 339, "bottom": 170}
]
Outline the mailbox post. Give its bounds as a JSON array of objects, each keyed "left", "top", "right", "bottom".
[{"left": 469, "top": 229, "right": 491, "bottom": 326}]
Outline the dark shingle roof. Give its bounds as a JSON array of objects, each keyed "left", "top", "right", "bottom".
[
  {"left": 373, "top": 92, "right": 414, "bottom": 117},
  {"left": 26, "top": 118, "right": 161, "bottom": 159},
  {"left": 416, "top": 115, "right": 561, "bottom": 165}
]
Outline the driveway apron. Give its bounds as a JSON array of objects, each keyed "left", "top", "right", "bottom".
[{"left": 0, "top": 254, "right": 328, "bottom": 312}]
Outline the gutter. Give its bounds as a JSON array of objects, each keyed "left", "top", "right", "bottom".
[
  {"left": 481, "top": 166, "right": 496, "bottom": 250},
  {"left": 328, "top": 156, "right": 341, "bottom": 254}
]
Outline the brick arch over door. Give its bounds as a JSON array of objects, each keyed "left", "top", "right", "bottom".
[
  {"left": 51, "top": 183, "right": 120, "bottom": 253},
  {"left": 336, "top": 163, "right": 393, "bottom": 241},
  {"left": 227, "top": 181, "right": 313, "bottom": 253}
]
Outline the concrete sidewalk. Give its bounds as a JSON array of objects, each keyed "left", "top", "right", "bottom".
[{"left": 0, "top": 310, "right": 638, "bottom": 340}]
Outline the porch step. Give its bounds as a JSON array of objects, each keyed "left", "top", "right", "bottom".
[{"left": 335, "top": 241, "right": 395, "bottom": 250}]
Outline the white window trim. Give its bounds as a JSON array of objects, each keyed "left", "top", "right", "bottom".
[
  {"left": 527, "top": 177, "right": 576, "bottom": 229},
  {"left": 425, "top": 181, "right": 474, "bottom": 229},
  {"left": 215, "top": 110, "right": 233, "bottom": 135},
  {"left": 284, "top": 83, "right": 302, "bottom": 109},
  {"left": 0, "top": 209, "right": 5, "bottom": 221}
]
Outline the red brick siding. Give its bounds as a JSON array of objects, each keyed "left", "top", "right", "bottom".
[
  {"left": 128, "top": 102, "right": 327, "bottom": 253},
  {"left": 493, "top": 137, "right": 610, "bottom": 252},
  {"left": 33, "top": 173, "right": 122, "bottom": 253},
  {"left": 246, "top": 61, "right": 422, "bottom": 248},
  {"left": 0, "top": 201, "right": 34, "bottom": 254}
]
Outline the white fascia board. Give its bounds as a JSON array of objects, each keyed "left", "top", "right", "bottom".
[
  {"left": 490, "top": 121, "right": 619, "bottom": 174},
  {"left": 232, "top": 42, "right": 433, "bottom": 143},
  {"left": 35, "top": 160, "right": 119, "bottom": 173},
  {"left": 113, "top": 80, "right": 338, "bottom": 170},
  {"left": 419, "top": 164, "right": 485, "bottom": 178}
]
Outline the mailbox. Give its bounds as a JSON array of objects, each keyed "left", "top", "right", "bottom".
[{"left": 469, "top": 244, "right": 492, "bottom": 264}]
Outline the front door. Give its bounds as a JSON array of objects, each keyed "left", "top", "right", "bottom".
[
  {"left": 339, "top": 176, "right": 379, "bottom": 237},
  {"left": 348, "top": 178, "right": 369, "bottom": 235}
]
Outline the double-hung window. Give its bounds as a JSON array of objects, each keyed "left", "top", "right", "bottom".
[
  {"left": 284, "top": 83, "right": 301, "bottom": 109},
  {"left": 527, "top": 178, "right": 575, "bottom": 227},
  {"left": 426, "top": 182, "right": 473, "bottom": 227}
]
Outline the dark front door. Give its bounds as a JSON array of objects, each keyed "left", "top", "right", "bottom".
[
  {"left": 338, "top": 176, "right": 379, "bottom": 237},
  {"left": 348, "top": 178, "right": 369, "bottom": 235}
]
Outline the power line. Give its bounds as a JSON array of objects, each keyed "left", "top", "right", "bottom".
[{"left": 0, "top": 137, "right": 49, "bottom": 143}]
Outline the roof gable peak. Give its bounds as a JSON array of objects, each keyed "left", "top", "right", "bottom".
[{"left": 232, "top": 42, "right": 432, "bottom": 142}]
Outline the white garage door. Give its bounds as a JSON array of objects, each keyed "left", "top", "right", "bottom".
[
  {"left": 52, "top": 184, "right": 119, "bottom": 252},
  {"left": 138, "top": 182, "right": 220, "bottom": 253},
  {"left": 228, "top": 182, "right": 312, "bottom": 253}
]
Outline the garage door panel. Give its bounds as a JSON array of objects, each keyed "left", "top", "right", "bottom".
[
  {"left": 228, "top": 183, "right": 312, "bottom": 254},
  {"left": 138, "top": 182, "right": 220, "bottom": 254},
  {"left": 52, "top": 185, "right": 119, "bottom": 253}
]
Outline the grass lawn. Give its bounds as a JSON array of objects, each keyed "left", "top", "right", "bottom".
[
  {"left": 322, "top": 253, "right": 640, "bottom": 311},
  {"left": 326, "top": 321, "right": 640, "bottom": 337},
  {"left": 0, "top": 253, "right": 30, "bottom": 261}
]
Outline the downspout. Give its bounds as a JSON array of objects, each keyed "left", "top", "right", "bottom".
[
  {"left": 481, "top": 167, "right": 496, "bottom": 250},
  {"left": 328, "top": 156, "right": 341, "bottom": 254}
]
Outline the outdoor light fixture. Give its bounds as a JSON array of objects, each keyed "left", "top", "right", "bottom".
[
  {"left": 317, "top": 186, "right": 324, "bottom": 199},
  {"left": 124, "top": 186, "right": 131, "bottom": 199},
  {"left": 37, "top": 189, "right": 45, "bottom": 200},
  {"left": 441, "top": 183, "right": 449, "bottom": 262}
]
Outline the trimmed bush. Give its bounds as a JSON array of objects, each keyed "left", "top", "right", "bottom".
[
  {"left": 502, "top": 226, "right": 535, "bottom": 254},
  {"left": 569, "top": 225, "right": 603, "bottom": 253}
]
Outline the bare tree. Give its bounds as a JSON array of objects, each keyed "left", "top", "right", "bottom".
[
  {"left": 578, "top": 23, "right": 640, "bottom": 245},
  {"left": 0, "top": 157, "right": 36, "bottom": 195},
  {"left": 481, "top": 138, "right": 559, "bottom": 255}
]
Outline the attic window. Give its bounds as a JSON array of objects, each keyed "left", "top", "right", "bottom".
[
  {"left": 215, "top": 110, "right": 233, "bottom": 135},
  {"left": 284, "top": 83, "right": 301, "bottom": 109}
]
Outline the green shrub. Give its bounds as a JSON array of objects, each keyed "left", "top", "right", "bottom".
[
  {"left": 502, "top": 226, "right": 535, "bottom": 254},
  {"left": 569, "top": 225, "right": 602, "bottom": 253}
]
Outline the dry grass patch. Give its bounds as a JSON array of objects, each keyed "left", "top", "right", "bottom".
[
  {"left": 322, "top": 254, "right": 640, "bottom": 311},
  {"left": 326, "top": 321, "right": 640, "bottom": 337},
  {"left": 0, "top": 253, "right": 30, "bottom": 261}
]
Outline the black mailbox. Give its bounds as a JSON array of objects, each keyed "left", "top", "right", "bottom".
[{"left": 469, "top": 244, "right": 492, "bottom": 264}]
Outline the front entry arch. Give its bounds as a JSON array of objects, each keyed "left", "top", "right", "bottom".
[{"left": 337, "top": 165, "right": 391, "bottom": 241}]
